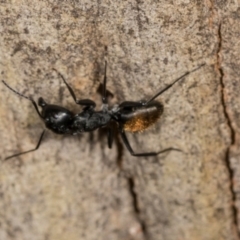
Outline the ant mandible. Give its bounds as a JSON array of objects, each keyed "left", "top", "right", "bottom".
[{"left": 2, "top": 61, "right": 204, "bottom": 160}]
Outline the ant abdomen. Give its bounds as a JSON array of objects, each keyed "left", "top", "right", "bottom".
[{"left": 121, "top": 101, "right": 164, "bottom": 133}]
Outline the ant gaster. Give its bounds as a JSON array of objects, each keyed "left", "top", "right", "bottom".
[{"left": 2, "top": 61, "right": 204, "bottom": 160}]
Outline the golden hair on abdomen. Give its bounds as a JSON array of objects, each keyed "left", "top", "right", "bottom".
[{"left": 123, "top": 102, "right": 163, "bottom": 133}]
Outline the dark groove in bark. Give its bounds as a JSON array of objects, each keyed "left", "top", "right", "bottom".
[
  {"left": 128, "top": 177, "right": 140, "bottom": 213},
  {"left": 127, "top": 177, "right": 148, "bottom": 239},
  {"left": 217, "top": 23, "right": 239, "bottom": 238}
]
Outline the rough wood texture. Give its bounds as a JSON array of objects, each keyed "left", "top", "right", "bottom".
[{"left": 0, "top": 1, "right": 239, "bottom": 240}]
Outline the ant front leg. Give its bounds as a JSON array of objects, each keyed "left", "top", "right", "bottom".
[
  {"left": 77, "top": 61, "right": 109, "bottom": 108},
  {"left": 5, "top": 130, "right": 46, "bottom": 160},
  {"left": 101, "top": 60, "right": 110, "bottom": 104},
  {"left": 119, "top": 127, "right": 180, "bottom": 157},
  {"left": 52, "top": 69, "right": 96, "bottom": 109}
]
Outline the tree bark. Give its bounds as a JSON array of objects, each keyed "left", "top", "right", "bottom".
[{"left": 0, "top": 1, "right": 239, "bottom": 240}]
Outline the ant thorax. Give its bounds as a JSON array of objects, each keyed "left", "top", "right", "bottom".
[
  {"left": 101, "top": 103, "right": 120, "bottom": 116},
  {"left": 73, "top": 109, "right": 111, "bottom": 133},
  {"left": 110, "top": 104, "right": 120, "bottom": 114},
  {"left": 101, "top": 103, "right": 109, "bottom": 112}
]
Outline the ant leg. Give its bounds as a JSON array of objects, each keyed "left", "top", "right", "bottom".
[
  {"left": 146, "top": 63, "right": 205, "bottom": 104},
  {"left": 2, "top": 80, "right": 42, "bottom": 119},
  {"left": 52, "top": 68, "right": 78, "bottom": 103},
  {"left": 77, "top": 99, "right": 96, "bottom": 108},
  {"left": 119, "top": 127, "right": 181, "bottom": 157},
  {"left": 5, "top": 130, "right": 46, "bottom": 160},
  {"left": 107, "top": 127, "right": 114, "bottom": 148},
  {"left": 102, "top": 60, "right": 107, "bottom": 104},
  {"left": 119, "top": 101, "right": 144, "bottom": 109},
  {"left": 52, "top": 68, "right": 96, "bottom": 109}
]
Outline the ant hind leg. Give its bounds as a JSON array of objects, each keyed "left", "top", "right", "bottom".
[{"left": 119, "top": 127, "right": 181, "bottom": 157}]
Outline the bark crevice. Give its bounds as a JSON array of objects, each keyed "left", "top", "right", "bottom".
[
  {"left": 127, "top": 176, "right": 148, "bottom": 240},
  {"left": 217, "top": 22, "right": 239, "bottom": 238}
]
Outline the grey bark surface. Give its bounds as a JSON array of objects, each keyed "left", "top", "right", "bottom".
[{"left": 0, "top": 1, "right": 239, "bottom": 240}]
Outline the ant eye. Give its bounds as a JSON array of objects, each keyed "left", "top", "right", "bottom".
[{"left": 38, "top": 97, "right": 46, "bottom": 107}]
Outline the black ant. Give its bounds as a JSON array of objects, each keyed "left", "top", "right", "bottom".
[{"left": 2, "top": 61, "right": 204, "bottom": 160}]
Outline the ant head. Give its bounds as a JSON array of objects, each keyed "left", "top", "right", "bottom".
[{"left": 38, "top": 97, "right": 47, "bottom": 107}]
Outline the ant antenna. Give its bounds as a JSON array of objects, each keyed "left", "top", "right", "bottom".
[
  {"left": 2, "top": 80, "right": 32, "bottom": 101},
  {"left": 2, "top": 80, "right": 42, "bottom": 118},
  {"left": 146, "top": 63, "right": 205, "bottom": 104}
]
